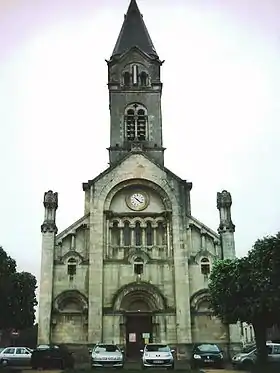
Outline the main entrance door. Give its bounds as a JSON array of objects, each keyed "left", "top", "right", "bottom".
[{"left": 126, "top": 313, "right": 153, "bottom": 359}]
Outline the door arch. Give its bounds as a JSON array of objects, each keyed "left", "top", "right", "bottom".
[{"left": 112, "top": 282, "right": 167, "bottom": 359}]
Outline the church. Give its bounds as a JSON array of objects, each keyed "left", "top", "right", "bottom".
[{"left": 38, "top": 0, "right": 241, "bottom": 359}]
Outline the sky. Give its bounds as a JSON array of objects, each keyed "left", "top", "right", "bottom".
[{"left": 0, "top": 0, "right": 280, "bottom": 287}]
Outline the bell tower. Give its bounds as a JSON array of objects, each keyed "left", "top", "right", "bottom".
[{"left": 106, "top": 0, "right": 165, "bottom": 166}]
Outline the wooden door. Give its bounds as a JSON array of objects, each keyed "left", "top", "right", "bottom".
[{"left": 126, "top": 314, "right": 152, "bottom": 359}]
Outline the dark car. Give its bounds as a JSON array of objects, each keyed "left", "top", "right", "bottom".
[
  {"left": 190, "top": 343, "right": 224, "bottom": 369},
  {"left": 30, "top": 344, "right": 74, "bottom": 370}
]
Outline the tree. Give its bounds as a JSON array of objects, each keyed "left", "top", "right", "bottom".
[
  {"left": 0, "top": 246, "right": 37, "bottom": 331},
  {"left": 209, "top": 232, "right": 280, "bottom": 368}
]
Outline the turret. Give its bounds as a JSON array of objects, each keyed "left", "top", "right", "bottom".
[
  {"left": 38, "top": 190, "right": 58, "bottom": 344},
  {"left": 217, "top": 190, "right": 236, "bottom": 259}
]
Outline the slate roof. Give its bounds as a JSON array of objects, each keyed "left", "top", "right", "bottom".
[{"left": 111, "top": 0, "right": 159, "bottom": 59}]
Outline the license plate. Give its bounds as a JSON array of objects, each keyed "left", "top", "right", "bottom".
[
  {"left": 153, "top": 360, "right": 164, "bottom": 364},
  {"left": 205, "top": 359, "right": 214, "bottom": 362}
]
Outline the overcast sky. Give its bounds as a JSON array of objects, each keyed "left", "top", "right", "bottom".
[{"left": 1, "top": 0, "right": 280, "bottom": 284}]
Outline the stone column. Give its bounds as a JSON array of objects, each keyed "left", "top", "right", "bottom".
[
  {"left": 88, "top": 185, "right": 104, "bottom": 344},
  {"left": 38, "top": 190, "right": 58, "bottom": 344},
  {"left": 142, "top": 227, "right": 146, "bottom": 247},
  {"left": 217, "top": 190, "right": 240, "bottom": 351},
  {"left": 113, "top": 315, "right": 120, "bottom": 344},
  {"left": 172, "top": 194, "right": 192, "bottom": 349},
  {"left": 131, "top": 226, "right": 135, "bottom": 247},
  {"left": 217, "top": 190, "right": 236, "bottom": 259},
  {"left": 70, "top": 233, "right": 76, "bottom": 251},
  {"left": 159, "top": 315, "right": 166, "bottom": 343}
]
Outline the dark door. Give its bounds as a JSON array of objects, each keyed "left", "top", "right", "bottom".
[{"left": 126, "top": 314, "right": 152, "bottom": 359}]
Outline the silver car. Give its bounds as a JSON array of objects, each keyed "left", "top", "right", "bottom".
[
  {"left": 141, "top": 343, "right": 175, "bottom": 369},
  {"left": 91, "top": 343, "right": 124, "bottom": 368},
  {"left": 0, "top": 347, "right": 32, "bottom": 366},
  {"left": 232, "top": 342, "right": 280, "bottom": 370}
]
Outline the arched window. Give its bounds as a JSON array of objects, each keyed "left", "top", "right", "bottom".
[
  {"left": 135, "top": 222, "right": 142, "bottom": 246},
  {"left": 125, "top": 104, "right": 147, "bottom": 141},
  {"left": 200, "top": 257, "right": 210, "bottom": 275},
  {"left": 146, "top": 222, "right": 153, "bottom": 246},
  {"left": 140, "top": 71, "right": 148, "bottom": 86},
  {"left": 156, "top": 222, "right": 166, "bottom": 245},
  {"left": 134, "top": 257, "right": 144, "bottom": 275},
  {"left": 67, "top": 258, "right": 77, "bottom": 276},
  {"left": 111, "top": 221, "right": 120, "bottom": 246},
  {"left": 124, "top": 72, "right": 130, "bottom": 86},
  {"left": 123, "top": 221, "right": 131, "bottom": 246}
]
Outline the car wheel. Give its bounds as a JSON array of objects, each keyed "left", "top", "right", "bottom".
[
  {"left": 141, "top": 364, "right": 147, "bottom": 370},
  {"left": 167, "top": 364, "right": 174, "bottom": 370},
  {"left": 1, "top": 360, "right": 8, "bottom": 367},
  {"left": 241, "top": 360, "right": 254, "bottom": 371}
]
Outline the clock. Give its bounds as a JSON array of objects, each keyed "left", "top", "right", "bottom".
[{"left": 126, "top": 191, "right": 149, "bottom": 211}]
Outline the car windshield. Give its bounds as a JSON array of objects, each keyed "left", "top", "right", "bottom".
[
  {"left": 95, "top": 345, "right": 119, "bottom": 352},
  {"left": 195, "top": 344, "right": 220, "bottom": 353},
  {"left": 37, "top": 345, "right": 59, "bottom": 350},
  {"left": 242, "top": 345, "right": 256, "bottom": 353},
  {"left": 146, "top": 344, "right": 170, "bottom": 352}
]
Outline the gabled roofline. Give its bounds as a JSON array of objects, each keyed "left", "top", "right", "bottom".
[
  {"left": 56, "top": 213, "right": 90, "bottom": 240},
  {"left": 189, "top": 215, "right": 220, "bottom": 240},
  {"left": 107, "top": 46, "right": 163, "bottom": 67},
  {"left": 82, "top": 151, "right": 192, "bottom": 192}
]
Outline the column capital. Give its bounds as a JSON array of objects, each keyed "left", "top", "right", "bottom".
[
  {"left": 41, "top": 221, "right": 58, "bottom": 234},
  {"left": 44, "top": 190, "right": 58, "bottom": 210}
]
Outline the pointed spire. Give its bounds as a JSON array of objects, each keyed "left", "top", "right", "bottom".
[{"left": 111, "top": 0, "right": 158, "bottom": 59}]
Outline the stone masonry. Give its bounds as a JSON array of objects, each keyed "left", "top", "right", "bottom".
[{"left": 37, "top": 0, "right": 242, "bottom": 360}]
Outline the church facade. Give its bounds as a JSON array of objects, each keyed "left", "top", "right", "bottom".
[{"left": 38, "top": 0, "right": 241, "bottom": 358}]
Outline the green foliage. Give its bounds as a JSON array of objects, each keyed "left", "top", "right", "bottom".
[
  {"left": 208, "top": 257, "right": 252, "bottom": 324},
  {"left": 0, "top": 246, "right": 37, "bottom": 330},
  {"left": 209, "top": 232, "right": 280, "bottom": 365},
  {"left": 209, "top": 232, "right": 280, "bottom": 327}
]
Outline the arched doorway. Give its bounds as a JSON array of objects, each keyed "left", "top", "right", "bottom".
[
  {"left": 190, "top": 289, "right": 228, "bottom": 344},
  {"left": 125, "top": 299, "right": 153, "bottom": 359},
  {"left": 112, "top": 282, "right": 167, "bottom": 359},
  {"left": 51, "top": 290, "right": 88, "bottom": 343}
]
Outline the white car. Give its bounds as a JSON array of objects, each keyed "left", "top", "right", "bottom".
[
  {"left": 141, "top": 343, "right": 175, "bottom": 369},
  {"left": 91, "top": 343, "right": 124, "bottom": 368},
  {"left": 0, "top": 347, "right": 32, "bottom": 366}
]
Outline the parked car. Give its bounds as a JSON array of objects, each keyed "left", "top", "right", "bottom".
[
  {"left": 190, "top": 343, "right": 224, "bottom": 369},
  {"left": 30, "top": 344, "right": 74, "bottom": 369},
  {"left": 91, "top": 343, "right": 124, "bottom": 368},
  {"left": 140, "top": 343, "right": 175, "bottom": 370},
  {"left": 232, "top": 342, "right": 280, "bottom": 370},
  {"left": 0, "top": 347, "right": 32, "bottom": 366}
]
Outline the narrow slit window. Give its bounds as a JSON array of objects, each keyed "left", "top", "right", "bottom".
[
  {"left": 134, "top": 257, "right": 144, "bottom": 275},
  {"left": 140, "top": 72, "right": 148, "bottom": 86},
  {"left": 146, "top": 222, "right": 153, "bottom": 246},
  {"left": 156, "top": 222, "right": 166, "bottom": 245},
  {"left": 67, "top": 258, "right": 77, "bottom": 276},
  {"left": 200, "top": 257, "right": 210, "bottom": 275},
  {"left": 124, "top": 72, "right": 130, "bottom": 86},
  {"left": 135, "top": 222, "right": 142, "bottom": 246},
  {"left": 111, "top": 221, "right": 120, "bottom": 246},
  {"left": 123, "top": 221, "right": 131, "bottom": 246}
]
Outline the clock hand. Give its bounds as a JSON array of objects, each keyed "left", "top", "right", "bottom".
[{"left": 134, "top": 197, "right": 141, "bottom": 203}]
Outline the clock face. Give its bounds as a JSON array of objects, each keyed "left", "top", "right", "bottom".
[{"left": 126, "top": 191, "right": 149, "bottom": 211}]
